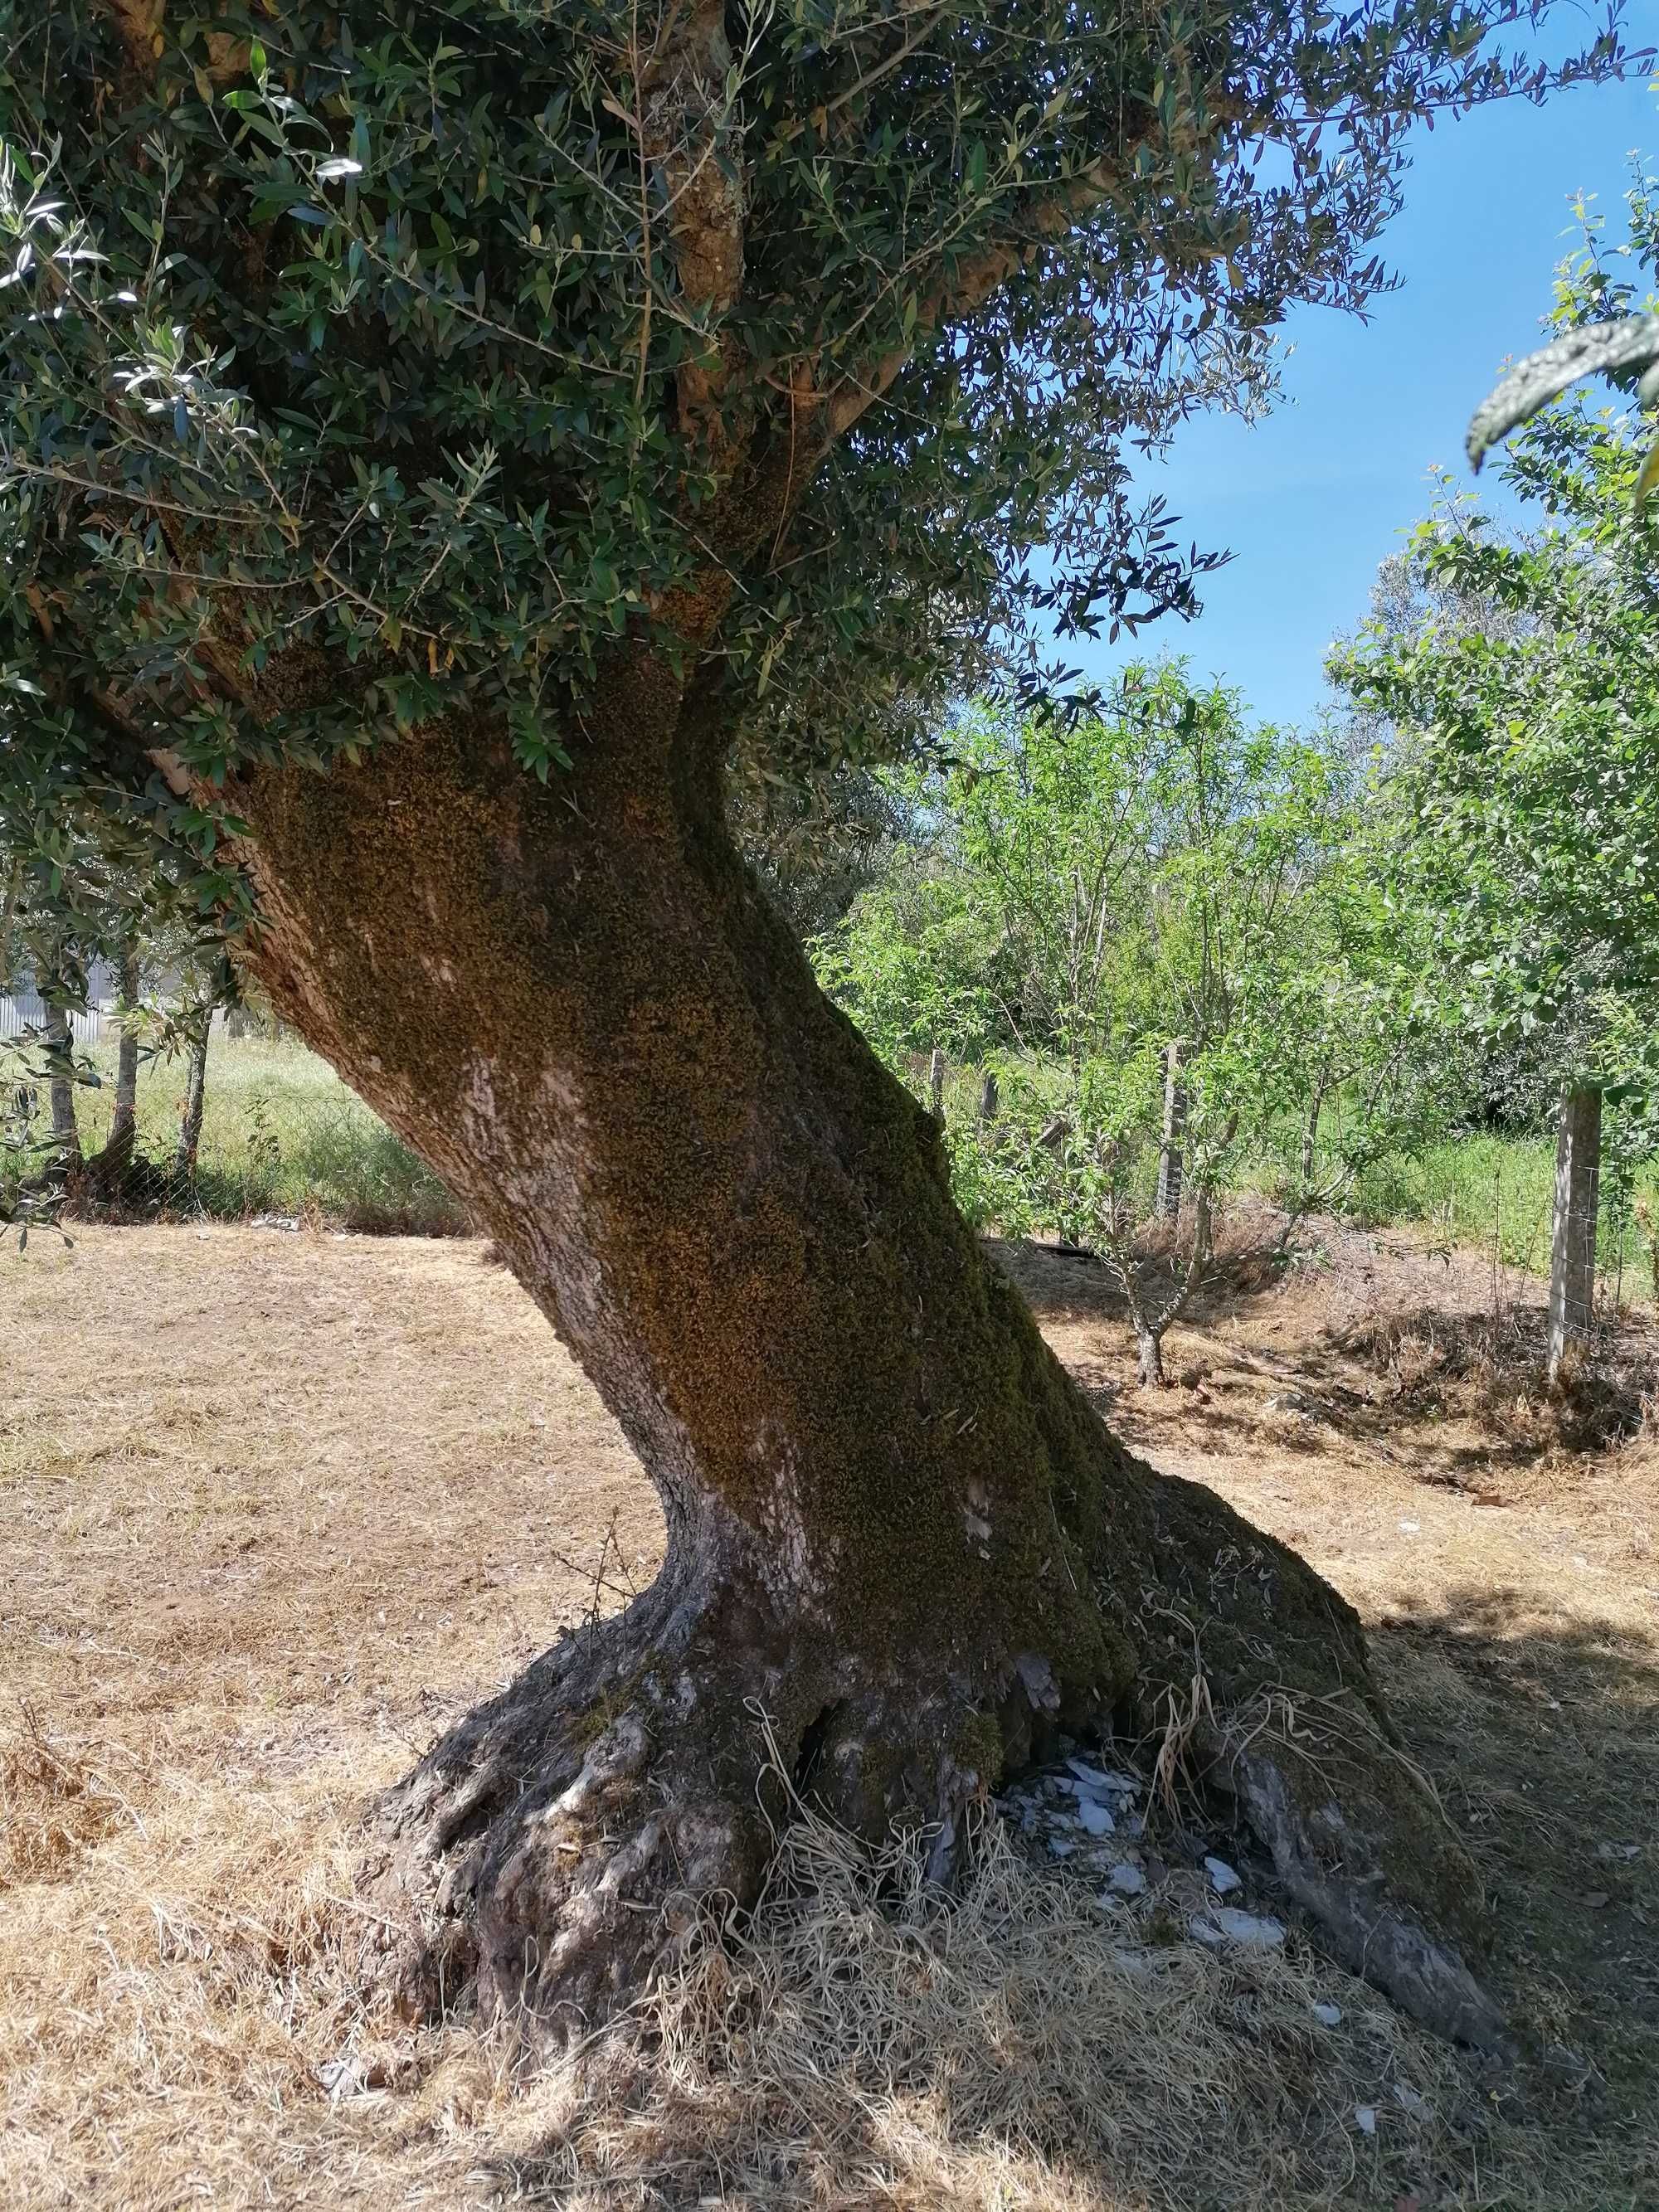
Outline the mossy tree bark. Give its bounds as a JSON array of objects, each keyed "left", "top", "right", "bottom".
[{"left": 228, "top": 654, "right": 1504, "bottom": 2049}]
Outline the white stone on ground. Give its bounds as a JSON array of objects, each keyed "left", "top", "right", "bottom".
[
  {"left": 1209, "top": 1906, "right": 1286, "bottom": 1949},
  {"left": 1311, "top": 2001, "right": 1342, "bottom": 2027},
  {"left": 1105, "top": 1863, "right": 1146, "bottom": 1897},
  {"left": 1077, "top": 1799, "right": 1116, "bottom": 1836},
  {"left": 1066, "top": 1757, "right": 1139, "bottom": 1795},
  {"left": 1204, "top": 1855, "right": 1241, "bottom": 1894}
]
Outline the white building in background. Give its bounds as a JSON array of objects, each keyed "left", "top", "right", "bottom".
[{"left": 0, "top": 956, "right": 121, "bottom": 1044}]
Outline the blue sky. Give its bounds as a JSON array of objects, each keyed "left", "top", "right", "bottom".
[{"left": 1075, "top": 59, "right": 1659, "bottom": 727}]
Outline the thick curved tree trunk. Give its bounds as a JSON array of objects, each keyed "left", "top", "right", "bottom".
[{"left": 226, "top": 666, "right": 1502, "bottom": 2050}]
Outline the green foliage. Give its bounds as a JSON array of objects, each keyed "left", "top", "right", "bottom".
[
  {"left": 820, "top": 665, "right": 1460, "bottom": 1240},
  {"left": 1350, "top": 1124, "right": 1659, "bottom": 1285},
  {"left": 0, "top": 0, "right": 1632, "bottom": 931},
  {"left": 1333, "top": 171, "right": 1659, "bottom": 1106},
  {"left": 730, "top": 762, "right": 907, "bottom": 941}
]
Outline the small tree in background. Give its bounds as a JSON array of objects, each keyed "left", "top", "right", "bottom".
[
  {"left": 823, "top": 666, "right": 1456, "bottom": 1380},
  {"left": 2, "top": 808, "right": 233, "bottom": 1225}
]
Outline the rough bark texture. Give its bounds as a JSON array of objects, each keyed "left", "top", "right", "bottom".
[
  {"left": 173, "top": 1018, "right": 211, "bottom": 1184},
  {"left": 43, "top": 995, "right": 82, "bottom": 1174},
  {"left": 225, "top": 664, "right": 1505, "bottom": 2050},
  {"left": 84, "top": 946, "right": 141, "bottom": 1199},
  {"left": 1547, "top": 1087, "right": 1600, "bottom": 1387}
]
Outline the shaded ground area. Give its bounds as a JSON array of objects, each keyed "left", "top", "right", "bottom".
[
  {"left": 2, "top": 1220, "right": 1656, "bottom": 2208},
  {"left": 1003, "top": 1221, "right": 1659, "bottom": 2132}
]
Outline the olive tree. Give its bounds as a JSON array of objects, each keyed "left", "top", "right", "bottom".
[
  {"left": 0, "top": 0, "right": 1624, "bottom": 2046},
  {"left": 1, "top": 809, "right": 162, "bottom": 1218}
]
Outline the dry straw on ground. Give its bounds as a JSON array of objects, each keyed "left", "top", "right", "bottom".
[{"left": 2, "top": 1223, "right": 1656, "bottom": 2209}]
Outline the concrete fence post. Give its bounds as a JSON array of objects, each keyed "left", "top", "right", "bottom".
[
  {"left": 1546, "top": 1086, "right": 1602, "bottom": 1386},
  {"left": 1155, "top": 1039, "right": 1189, "bottom": 1221}
]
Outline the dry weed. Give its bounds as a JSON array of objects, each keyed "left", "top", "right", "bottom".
[
  {"left": 0, "top": 1705, "right": 131, "bottom": 1889},
  {"left": 485, "top": 1791, "right": 1610, "bottom": 2212},
  {"left": 1338, "top": 1305, "right": 1655, "bottom": 1455}
]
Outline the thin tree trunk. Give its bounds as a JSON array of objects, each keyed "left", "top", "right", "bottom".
[
  {"left": 1155, "top": 1039, "right": 1188, "bottom": 1219},
  {"left": 1127, "top": 1186, "right": 1212, "bottom": 1391},
  {"left": 928, "top": 1046, "right": 946, "bottom": 1124},
  {"left": 978, "top": 1069, "right": 999, "bottom": 1125},
  {"left": 1299, "top": 1087, "right": 1323, "bottom": 1190},
  {"left": 173, "top": 1013, "right": 212, "bottom": 1186},
  {"left": 225, "top": 673, "right": 1503, "bottom": 2050},
  {"left": 109, "top": 946, "right": 140, "bottom": 1157},
  {"left": 41, "top": 989, "right": 82, "bottom": 1177},
  {"left": 84, "top": 944, "right": 141, "bottom": 1198},
  {"left": 1547, "top": 1087, "right": 1600, "bottom": 1387}
]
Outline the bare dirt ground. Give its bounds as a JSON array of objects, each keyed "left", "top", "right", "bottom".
[{"left": 2, "top": 1218, "right": 1656, "bottom": 2210}]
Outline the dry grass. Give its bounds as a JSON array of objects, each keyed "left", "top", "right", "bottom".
[
  {"left": 479, "top": 1788, "right": 1557, "bottom": 2212},
  {"left": 0, "top": 1704, "right": 130, "bottom": 1888},
  {"left": 2, "top": 1223, "right": 1657, "bottom": 2209},
  {"left": 1335, "top": 1302, "right": 1659, "bottom": 1456}
]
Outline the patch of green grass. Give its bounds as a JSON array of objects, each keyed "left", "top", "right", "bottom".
[
  {"left": 65, "top": 1033, "right": 466, "bottom": 1235},
  {"left": 1350, "top": 1130, "right": 1659, "bottom": 1296}
]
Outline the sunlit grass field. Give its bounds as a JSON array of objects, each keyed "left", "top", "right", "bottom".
[
  {"left": 66, "top": 1032, "right": 465, "bottom": 1235},
  {"left": 1349, "top": 1131, "right": 1659, "bottom": 1296}
]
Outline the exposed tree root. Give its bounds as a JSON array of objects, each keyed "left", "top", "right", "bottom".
[
  {"left": 362, "top": 1562, "right": 1007, "bottom": 2040},
  {"left": 360, "top": 1471, "right": 1507, "bottom": 2055}
]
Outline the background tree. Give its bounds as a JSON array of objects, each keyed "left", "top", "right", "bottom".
[
  {"left": 1335, "top": 177, "right": 1659, "bottom": 1378},
  {"left": 1, "top": 809, "right": 148, "bottom": 1218},
  {"left": 1, "top": 801, "right": 231, "bottom": 1219},
  {"left": 826, "top": 668, "right": 1457, "bottom": 1381},
  {"left": 0, "top": 0, "right": 1630, "bottom": 2044}
]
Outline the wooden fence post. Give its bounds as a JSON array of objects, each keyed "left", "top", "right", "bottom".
[
  {"left": 1546, "top": 1087, "right": 1601, "bottom": 1386},
  {"left": 978, "top": 1070, "right": 999, "bottom": 1125}
]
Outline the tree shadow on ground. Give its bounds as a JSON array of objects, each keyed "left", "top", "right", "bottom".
[{"left": 1373, "top": 1589, "right": 1659, "bottom": 2068}]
